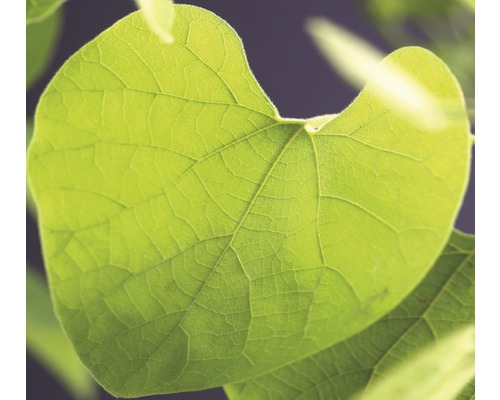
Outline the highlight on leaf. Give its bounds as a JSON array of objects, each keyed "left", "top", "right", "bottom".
[
  {"left": 135, "top": 0, "right": 176, "bottom": 44},
  {"left": 305, "top": 18, "right": 450, "bottom": 130}
]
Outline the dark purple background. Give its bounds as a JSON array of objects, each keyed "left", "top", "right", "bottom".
[{"left": 26, "top": 1, "right": 474, "bottom": 399}]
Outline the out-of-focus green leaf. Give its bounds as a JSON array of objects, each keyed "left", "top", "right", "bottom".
[
  {"left": 225, "top": 231, "right": 475, "bottom": 400},
  {"left": 26, "top": 266, "right": 97, "bottom": 399},
  {"left": 457, "top": 380, "right": 475, "bottom": 400},
  {"left": 135, "top": 0, "right": 176, "bottom": 43},
  {"left": 306, "top": 18, "right": 447, "bottom": 129},
  {"left": 353, "top": 325, "right": 474, "bottom": 400},
  {"left": 366, "top": 0, "right": 458, "bottom": 20},
  {"left": 27, "top": 9, "right": 62, "bottom": 89},
  {"left": 459, "top": 0, "right": 475, "bottom": 11},
  {"left": 26, "top": 121, "right": 37, "bottom": 217},
  {"left": 364, "top": 0, "right": 474, "bottom": 99},
  {"left": 28, "top": 5, "right": 471, "bottom": 396},
  {"left": 26, "top": 0, "right": 66, "bottom": 24}
]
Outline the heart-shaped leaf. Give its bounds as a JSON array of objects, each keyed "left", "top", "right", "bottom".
[
  {"left": 27, "top": 5, "right": 471, "bottom": 396},
  {"left": 225, "top": 230, "right": 475, "bottom": 400}
]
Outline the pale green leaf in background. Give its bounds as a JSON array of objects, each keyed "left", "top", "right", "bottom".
[
  {"left": 457, "top": 380, "right": 475, "bottom": 400},
  {"left": 26, "top": 8, "right": 63, "bottom": 89},
  {"left": 26, "top": 121, "right": 37, "bottom": 217},
  {"left": 354, "top": 324, "right": 474, "bottom": 400},
  {"left": 225, "top": 231, "right": 475, "bottom": 400},
  {"left": 27, "top": 5, "right": 471, "bottom": 396},
  {"left": 364, "top": 0, "right": 474, "bottom": 99},
  {"left": 26, "top": 0, "right": 66, "bottom": 25},
  {"left": 135, "top": 0, "right": 176, "bottom": 43},
  {"left": 306, "top": 18, "right": 447, "bottom": 129},
  {"left": 27, "top": 266, "right": 97, "bottom": 399},
  {"left": 365, "top": 0, "right": 459, "bottom": 19},
  {"left": 459, "top": 0, "right": 475, "bottom": 10}
]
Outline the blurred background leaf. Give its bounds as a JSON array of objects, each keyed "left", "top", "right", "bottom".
[
  {"left": 362, "top": 0, "right": 474, "bottom": 103},
  {"left": 135, "top": 0, "right": 176, "bottom": 43},
  {"left": 305, "top": 18, "right": 449, "bottom": 130},
  {"left": 353, "top": 325, "right": 474, "bottom": 400},
  {"left": 27, "top": 0, "right": 66, "bottom": 25},
  {"left": 26, "top": 266, "right": 97, "bottom": 399},
  {"left": 26, "top": 9, "right": 63, "bottom": 90},
  {"left": 26, "top": 121, "right": 37, "bottom": 217}
]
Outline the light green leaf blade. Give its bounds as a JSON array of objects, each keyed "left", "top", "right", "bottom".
[
  {"left": 27, "top": 266, "right": 97, "bottom": 399},
  {"left": 26, "top": 0, "right": 66, "bottom": 25},
  {"left": 135, "top": 0, "right": 176, "bottom": 44},
  {"left": 27, "top": 8, "right": 62, "bottom": 89},
  {"left": 225, "top": 231, "right": 475, "bottom": 400},
  {"left": 354, "top": 324, "right": 474, "bottom": 400},
  {"left": 27, "top": 5, "right": 471, "bottom": 396}
]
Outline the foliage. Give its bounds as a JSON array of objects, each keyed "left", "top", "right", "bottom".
[
  {"left": 364, "top": 0, "right": 474, "bottom": 99},
  {"left": 26, "top": 0, "right": 66, "bottom": 25},
  {"left": 225, "top": 230, "right": 474, "bottom": 399},
  {"left": 26, "top": 9, "right": 62, "bottom": 90},
  {"left": 352, "top": 324, "right": 474, "bottom": 400},
  {"left": 135, "top": 0, "right": 176, "bottom": 43},
  {"left": 27, "top": 5, "right": 472, "bottom": 397},
  {"left": 26, "top": 266, "right": 97, "bottom": 399},
  {"left": 26, "top": 3, "right": 474, "bottom": 400}
]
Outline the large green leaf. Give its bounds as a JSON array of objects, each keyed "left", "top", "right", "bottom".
[
  {"left": 26, "top": 0, "right": 66, "bottom": 25},
  {"left": 27, "top": 266, "right": 97, "bottom": 399},
  {"left": 27, "top": 5, "right": 471, "bottom": 396},
  {"left": 225, "top": 230, "right": 474, "bottom": 400},
  {"left": 26, "top": 8, "right": 62, "bottom": 89}
]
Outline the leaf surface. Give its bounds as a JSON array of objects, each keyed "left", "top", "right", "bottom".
[
  {"left": 26, "top": 0, "right": 66, "bottom": 24},
  {"left": 26, "top": 8, "right": 62, "bottom": 89},
  {"left": 27, "top": 5, "right": 471, "bottom": 396},
  {"left": 27, "top": 266, "right": 97, "bottom": 399},
  {"left": 225, "top": 231, "right": 475, "bottom": 400}
]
